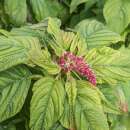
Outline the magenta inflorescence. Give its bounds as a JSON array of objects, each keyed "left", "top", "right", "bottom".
[{"left": 58, "top": 52, "right": 96, "bottom": 86}]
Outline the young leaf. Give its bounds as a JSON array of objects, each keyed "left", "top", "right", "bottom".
[
  {"left": 30, "top": 77, "right": 65, "bottom": 130},
  {"left": 0, "top": 65, "right": 31, "bottom": 122},
  {"left": 75, "top": 19, "right": 121, "bottom": 49},
  {"left": 47, "top": 18, "right": 64, "bottom": 56},
  {"left": 85, "top": 47, "right": 130, "bottom": 85},
  {"left": 75, "top": 80, "right": 109, "bottom": 130},
  {"left": 103, "top": 0, "right": 130, "bottom": 33},
  {"left": 4, "top": 0, "right": 27, "bottom": 26}
]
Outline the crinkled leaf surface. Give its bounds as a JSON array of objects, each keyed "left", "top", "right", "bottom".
[
  {"left": 30, "top": 77, "right": 65, "bottom": 130},
  {"left": 4, "top": 0, "right": 27, "bottom": 26},
  {"left": 0, "top": 65, "right": 31, "bottom": 122},
  {"left": 103, "top": 0, "right": 130, "bottom": 33},
  {"left": 75, "top": 19, "right": 121, "bottom": 49},
  {"left": 85, "top": 47, "right": 130, "bottom": 84}
]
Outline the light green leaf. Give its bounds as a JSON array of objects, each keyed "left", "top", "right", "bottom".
[
  {"left": 70, "top": 0, "right": 89, "bottom": 13},
  {"left": 0, "top": 36, "right": 42, "bottom": 71},
  {"left": 11, "top": 19, "right": 48, "bottom": 38},
  {"left": 60, "top": 99, "right": 70, "bottom": 129},
  {"left": 47, "top": 18, "right": 64, "bottom": 56},
  {"left": 96, "top": 86, "right": 121, "bottom": 114},
  {"left": 30, "top": 77, "right": 65, "bottom": 130},
  {"left": 60, "top": 76, "right": 77, "bottom": 129},
  {"left": 65, "top": 77, "right": 77, "bottom": 107},
  {"left": 75, "top": 80, "right": 109, "bottom": 130},
  {"left": 32, "top": 49, "right": 61, "bottom": 75},
  {"left": 103, "top": 0, "right": 130, "bottom": 33},
  {"left": 85, "top": 47, "right": 130, "bottom": 85},
  {"left": 47, "top": 18, "right": 87, "bottom": 56},
  {"left": 0, "top": 65, "right": 31, "bottom": 122},
  {"left": 4, "top": 0, "right": 27, "bottom": 26},
  {"left": 75, "top": 19, "right": 121, "bottom": 49},
  {"left": 30, "top": 0, "right": 66, "bottom": 22}
]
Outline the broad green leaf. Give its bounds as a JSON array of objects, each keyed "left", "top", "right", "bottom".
[
  {"left": 115, "top": 82, "right": 130, "bottom": 112},
  {"left": 75, "top": 19, "right": 121, "bottom": 49},
  {"left": 65, "top": 77, "right": 77, "bottom": 107},
  {"left": 0, "top": 65, "right": 31, "bottom": 122},
  {"left": 70, "top": 0, "right": 89, "bottom": 13},
  {"left": 103, "top": 0, "right": 130, "bottom": 33},
  {"left": 11, "top": 27, "right": 45, "bottom": 39},
  {"left": 85, "top": 47, "right": 130, "bottom": 85},
  {"left": 0, "top": 36, "right": 42, "bottom": 71},
  {"left": 30, "top": 0, "right": 66, "bottom": 22},
  {"left": 60, "top": 76, "right": 77, "bottom": 129},
  {"left": 96, "top": 86, "right": 121, "bottom": 114},
  {"left": 4, "top": 0, "right": 27, "bottom": 26},
  {"left": 30, "top": 77, "right": 65, "bottom": 130},
  {"left": 11, "top": 20, "right": 48, "bottom": 38},
  {"left": 75, "top": 80, "right": 109, "bottom": 130},
  {"left": 60, "top": 99, "right": 70, "bottom": 129}
]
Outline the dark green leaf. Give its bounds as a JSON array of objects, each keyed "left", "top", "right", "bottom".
[{"left": 4, "top": 0, "right": 27, "bottom": 26}]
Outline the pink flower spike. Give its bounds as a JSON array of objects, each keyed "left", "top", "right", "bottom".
[{"left": 58, "top": 51, "right": 96, "bottom": 86}]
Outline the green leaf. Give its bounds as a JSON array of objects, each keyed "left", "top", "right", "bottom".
[
  {"left": 31, "top": 48, "right": 61, "bottom": 75},
  {"left": 0, "top": 36, "right": 42, "bottom": 71},
  {"left": 65, "top": 77, "right": 77, "bottom": 107},
  {"left": 47, "top": 18, "right": 64, "bottom": 56},
  {"left": 70, "top": 0, "right": 89, "bottom": 13},
  {"left": 60, "top": 76, "right": 77, "bottom": 129},
  {"left": 85, "top": 47, "right": 130, "bottom": 85},
  {"left": 115, "top": 82, "right": 130, "bottom": 112},
  {"left": 103, "top": 0, "right": 130, "bottom": 33},
  {"left": 47, "top": 18, "right": 87, "bottom": 56},
  {"left": 0, "top": 65, "right": 31, "bottom": 122},
  {"left": 75, "top": 80, "right": 109, "bottom": 130},
  {"left": 75, "top": 19, "right": 121, "bottom": 49},
  {"left": 96, "top": 86, "right": 121, "bottom": 114},
  {"left": 4, "top": 0, "right": 27, "bottom": 26},
  {"left": 30, "top": 0, "right": 66, "bottom": 22},
  {"left": 11, "top": 18, "right": 48, "bottom": 38},
  {"left": 51, "top": 122, "right": 66, "bottom": 130},
  {"left": 30, "top": 77, "right": 65, "bottom": 130}
]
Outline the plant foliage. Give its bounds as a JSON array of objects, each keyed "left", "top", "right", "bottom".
[{"left": 0, "top": 0, "right": 130, "bottom": 130}]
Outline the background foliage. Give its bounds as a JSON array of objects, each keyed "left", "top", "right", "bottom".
[{"left": 0, "top": 0, "right": 130, "bottom": 130}]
